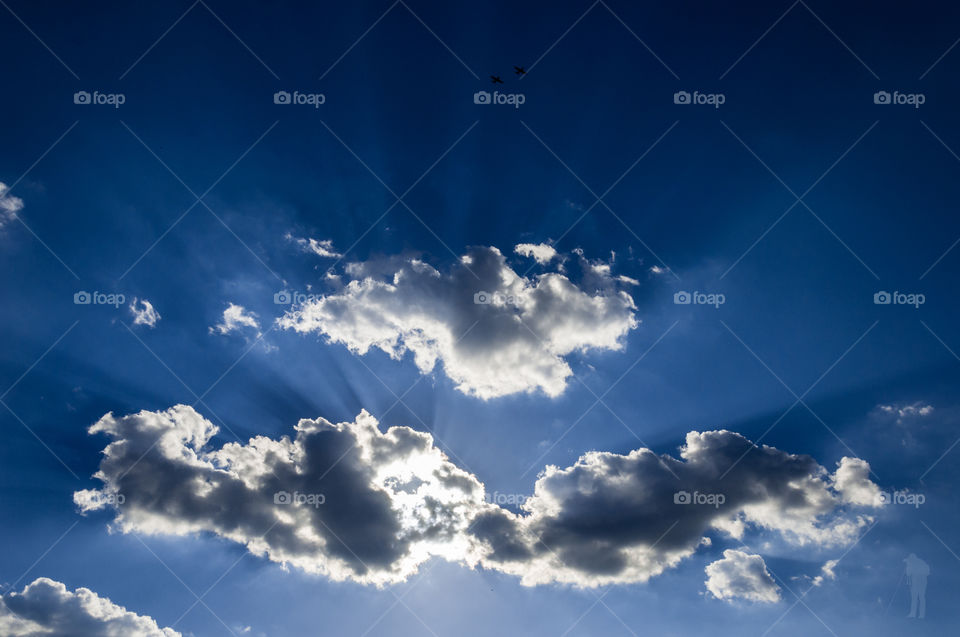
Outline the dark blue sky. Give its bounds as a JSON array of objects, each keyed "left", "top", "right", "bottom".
[{"left": 1, "top": 1, "right": 959, "bottom": 635}]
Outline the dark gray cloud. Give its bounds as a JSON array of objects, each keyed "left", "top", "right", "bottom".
[
  {"left": 77, "top": 408, "right": 882, "bottom": 588},
  {"left": 0, "top": 578, "right": 179, "bottom": 636},
  {"left": 76, "top": 405, "right": 485, "bottom": 585},
  {"left": 474, "top": 432, "right": 880, "bottom": 586}
]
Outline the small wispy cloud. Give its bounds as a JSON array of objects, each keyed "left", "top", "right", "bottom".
[
  {"left": 0, "top": 182, "right": 24, "bottom": 228},
  {"left": 129, "top": 298, "right": 161, "bottom": 328},
  {"left": 877, "top": 402, "right": 934, "bottom": 425},
  {"left": 285, "top": 232, "right": 342, "bottom": 258},
  {"left": 514, "top": 242, "right": 557, "bottom": 265}
]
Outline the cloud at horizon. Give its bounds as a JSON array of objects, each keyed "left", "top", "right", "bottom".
[
  {"left": 75, "top": 405, "right": 883, "bottom": 590},
  {"left": 0, "top": 577, "right": 180, "bottom": 637}
]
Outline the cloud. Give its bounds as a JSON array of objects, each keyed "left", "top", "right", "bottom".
[
  {"left": 810, "top": 558, "right": 839, "bottom": 587},
  {"left": 514, "top": 243, "right": 557, "bottom": 265},
  {"left": 211, "top": 303, "right": 261, "bottom": 337},
  {"left": 704, "top": 550, "right": 781, "bottom": 603},
  {"left": 78, "top": 407, "right": 881, "bottom": 589},
  {"left": 0, "top": 182, "right": 24, "bottom": 228},
  {"left": 878, "top": 402, "right": 933, "bottom": 425},
  {"left": 76, "top": 405, "right": 487, "bottom": 586},
  {"left": 129, "top": 298, "right": 161, "bottom": 328},
  {"left": 0, "top": 577, "right": 180, "bottom": 636},
  {"left": 831, "top": 457, "right": 882, "bottom": 506},
  {"left": 277, "top": 246, "right": 638, "bottom": 399},
  {"left": 473, "top": 430, "right": 880, "bottom": 587},
  {"left": 285, "top": 233, "right": 342, "bottom": 258}
]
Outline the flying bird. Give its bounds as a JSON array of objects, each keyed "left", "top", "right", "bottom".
[
  {"left": 490, "top": 75, "right": 504, "bottom": 84},
  {"left": 514, "top": 66, "right": 526, "bottom": 75}
]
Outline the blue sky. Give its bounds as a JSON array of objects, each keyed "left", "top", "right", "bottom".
[{"left": 1, "top": 0, "right": 960, "bottom": 635}]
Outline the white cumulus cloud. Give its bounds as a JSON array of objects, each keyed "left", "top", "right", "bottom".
[
  {"left": 0, "top": 577, "right": 180, "bottom": 636},
  {"left": 704, "top": 550, "right": 781, "bottom": 603},
  {"left": 514, "top": 242, "right": 558, "bottom": 264},
  {"left": 211, "top": 303, "right": 261, "bottom": 337},
  {"left": 277, "top": 246, "right": 639, "bottom": 399}
]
